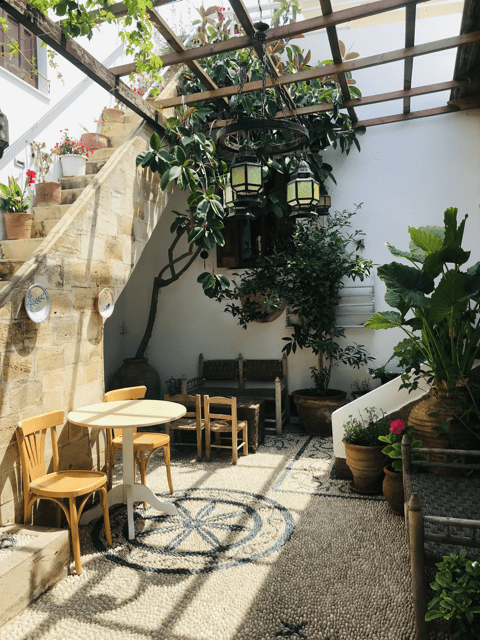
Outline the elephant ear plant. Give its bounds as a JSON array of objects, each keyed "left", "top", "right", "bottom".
[{"left": 366, "top": 208, "right": 480, "bottom": 440}]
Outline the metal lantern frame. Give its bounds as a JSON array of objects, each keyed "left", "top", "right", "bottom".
[
  {"left": 286, "top": 159, "right": 321, "bottom": 218},
  {"left": 230, "top": 142, "right": 263, "bottom": 197}
]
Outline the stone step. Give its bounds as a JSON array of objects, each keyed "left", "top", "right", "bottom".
[
  {"left": 86, "top": 158, "right": 108, "bottom": 175},
  {"left": 33, "top": 204, "right": 70, "bottom": 223},
  {"left": 0, "top": 239, "right": 43, "bottom": 260},
  {"left": 60, "top": 174, "right": 95, "bottom": 190},
  {"left": 101, "top": 122, "right": 131, "bottom": 137},
  {"left": 32, "top": 219, "right": 58, "bottom": 238},
  {"left": 61, "top": 188, "right": 84, "bottom": 205},
  {"left": 106, "top": 134, "right": 126, "bottom": 148},
  {"left": 0, "top": 259, "right": 24, "bottom": 280},
  {"left": 90, "top": 147, "right": 116, "bottom": 161}
]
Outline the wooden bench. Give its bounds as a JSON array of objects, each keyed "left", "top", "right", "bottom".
[
  {"left": 402, "top": 436, "right": 480, "bottom": 640},
  {"left": 182, "top": 353, "right": 289, "bottom": 435}
]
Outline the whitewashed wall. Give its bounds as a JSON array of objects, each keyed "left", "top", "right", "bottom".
[{"left": 104, "top": 108, "right": 480, "bottom": 396}]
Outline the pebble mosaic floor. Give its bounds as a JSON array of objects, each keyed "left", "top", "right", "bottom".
[{"left": 0, "top": 427, "right": 438, "bottom": 640}]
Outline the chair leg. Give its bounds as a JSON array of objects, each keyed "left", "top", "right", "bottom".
[
  {"left": 108, "top": 447, "right": 115, "bottom": 490},
  {"left": 99, "top": 487, "right": 112, "bottom": 546},
  {"left": 139, "top": 451, "right": 148, "bottom": 509},
  {"left": 163, "top": 444, "right": 174, "bottom": 494},
  {"left": 205, "top": 426, "right": 211, "bottom": 462},
  {"left": 232, "top": 427, "right": 238, "bottom": 465},
  {"left": 196, "top": 429, "right": 203, "bottom": 461},
  {"left": 24, "top": 495, "right": 34, "bottom": 525},
  {"left": 69, "top": 496, "right": 82, "bottom": 575},
  {"left": 242, "top": 424, "right": 248, "bottom": 457}
]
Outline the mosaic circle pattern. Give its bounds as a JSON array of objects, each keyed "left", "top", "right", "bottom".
[{"left": 92, "top": 487, "right": 294, "bottom": 574}]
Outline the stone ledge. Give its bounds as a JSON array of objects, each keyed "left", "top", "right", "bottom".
[{"left": 0, "top": 524, "right": 70, "bottom": 626}]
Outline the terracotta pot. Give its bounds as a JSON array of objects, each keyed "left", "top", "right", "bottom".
[
  {"left": 408, "top": 389, "right": 477, "bottom": 471},
  {"left": 343, "top": 439, "right": 386, "bottom": 494},
  {"left": 35, "top": 181, "right": 61, "bottom": 206},
  {"left": 382, "top": 465, "right": 404, "bottom": 515},
  {"left": 109, "top": 358, "right": 161, "bottom": 400},
  {"left": 102, "top": 108, "right": 124, "bottom": 124},
  {"left": 3, "top": 211, "right": 33, "bottom": 239},
  {"left": 292, "top": 388, "right": 347, "bottom": 436},
  {"left": 81, "top": 132, "right": 108, "bottom": 151}
]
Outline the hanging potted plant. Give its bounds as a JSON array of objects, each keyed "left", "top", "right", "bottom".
[
  {"left": 29, "top": 140, "right": 61, "bottom": 206},
  {"left": 0, "top": 171, "right": 35, "bottom": 239},
  {"left": 53, "top": 130, "right": 90, "bottom": 177},
  {"left": 366, "top": 208, "right": 480, "bottom": 451},
  {"left": 342, "top": 407, "right": 390, "bottom": 494}
]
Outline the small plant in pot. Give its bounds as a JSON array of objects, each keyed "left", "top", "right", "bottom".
[
  {"left": 342, "top": 407, "right": 390, "bottom": 494},
  {"left": 378, "top": 419, "right": 423, "bottom": 515},
  {"left": 351, "top": 378, "right": 372, "bottom": 399},
  {"left": 0, "top": 171, "right": 35, "bottom": 239},
  {"left": 53, "top": 129, "right": 91, "bottom": 177},
  {"left": 29, "top": 140, "right": 61, "bottom": 206}
]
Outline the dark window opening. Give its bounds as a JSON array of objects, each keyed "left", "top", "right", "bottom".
[{"left": 0, "top": 10, "right": 38, "bottom": 88}]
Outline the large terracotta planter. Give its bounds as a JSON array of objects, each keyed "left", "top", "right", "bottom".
[
  {"left": 60, "top": 154, "right": 87, "bottom": 177},
  {"left": 35, "top": 181, "right": 61, "bottom": 206},
  {"left": 382, "top": 465, "right": 404, "bottom": 515},
  {"left": 3, "top": 211, "right": 33, "bottom": 239},
  {"left": 292, "top": 388, "right": 347, "bottom": 436},
  {"left": 81, "top": 132, "right": 108, "bottom": 151},
  {"left": 102, "top": 108, "right": 124, "bottom": 124},
  {"left": 343, "top": 439, "right": 386, "bottom": 494},
  {"left": 109, "top": 358, "right": 161, "bottom": 400}
]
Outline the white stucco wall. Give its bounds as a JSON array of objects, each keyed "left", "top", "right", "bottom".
[{"left": 104, "top": 108, "right": 480, "bottom": 396}]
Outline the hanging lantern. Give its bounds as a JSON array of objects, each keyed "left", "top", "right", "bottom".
[
  {"left": 224, "top": 183, "right": 236, "bottom": 209},
  {"left": 287, "top": 160, "right": 320, "bottom": 218},
  {"left": 224, "top": 182, "right": 256, "bottom": 219},
  {"left": 316, "top": 192, "right": 332, "bottom": 216},
  {"left": 230, "top": 143, "right": 263, "bottom": 196}
]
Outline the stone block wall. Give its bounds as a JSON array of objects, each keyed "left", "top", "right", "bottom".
[{"left": 0, "top": 119, "right": 174, "bottom": 525}]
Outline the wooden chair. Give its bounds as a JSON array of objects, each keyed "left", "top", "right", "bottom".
[
  {"left": 164, "top": 394, "right": 204, "bottom": 460},
  {"left": 104, "top": 386, "right": 173, "bottom": 506},
  {"left": 16, "top": 410, "right": 112, "bottom": 575},
  {"left": 204, "top": 396, "right": 248, "bottom": 464}
]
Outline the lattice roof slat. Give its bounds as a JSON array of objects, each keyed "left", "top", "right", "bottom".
[{"left": 403, "top": 2, "right": 417, "bottom": 114}]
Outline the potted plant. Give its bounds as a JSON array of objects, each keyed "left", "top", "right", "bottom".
[
  {"left": 29, "top": 140, "right": 61, "bottom": 206},
  {"left": 366, "top": 208, "right": 480, "bottom": 450},
  {"left": 101, "top": 99, "right": 125, "bottom": 125},
  {"left": 213, "top": 207, "right": 373, "bottom": 436},
  {"left": 369, "top": 363, "right": 399, "bottom": 385},
  {"left": 426, "top": 550, "right": 480, "bottom": 639},
  {"left": 0, "top": 171, "right": 35, "bottom": 239},
  {"left": 378, "top": 418, "right": 423, "bottom": 515},
  {"left": 342, "top": 407, "right": 390, "bottom": 494},
  {"left": 53, "top": 129, "right": 90, "bottom": 176},
  {"left": 81, "top": 120, "right": 108, "bottom": 151}
]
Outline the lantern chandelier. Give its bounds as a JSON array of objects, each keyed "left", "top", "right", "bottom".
[{"left": 218, "top": 22, "right": 330, "bottom": 220}]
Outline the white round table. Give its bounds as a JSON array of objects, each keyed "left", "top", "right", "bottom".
[{"left": 68, "top": 399, "right": 186, "bottom": 540}]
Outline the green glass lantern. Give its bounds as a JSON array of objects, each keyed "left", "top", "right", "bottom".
[
  {"left": 287, "top": 160, "right": 320, "bottom": 217},
  {"left": 316, "top": 192, "right": 332, "bottom": 216},
  {"left": 230, "top": 143, "right": 263, "bottom": 196}
]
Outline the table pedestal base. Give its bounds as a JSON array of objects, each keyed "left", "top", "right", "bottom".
[{"left": 80, "top": 484, "right": 177, "bottom": 539}]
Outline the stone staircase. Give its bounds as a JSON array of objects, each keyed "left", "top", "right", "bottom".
[{"left": 0, "top": 115, "right": 138, "bottom": 292}]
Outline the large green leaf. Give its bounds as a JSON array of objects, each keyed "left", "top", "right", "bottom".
[
  {"left": 377, "top": 262, "right": 433, "bottom": 308},
  {"left": 429, "top": 270, "right": 468, "bottom": 324},
  {"left": 365, "top": 311, "right": 402, "bottom": 330},
  {"left": 409, "top": 227, "right": 443, "bottom": 253},
  {"left": 387, "top": 242, "right": 425, "bottom": 263}
]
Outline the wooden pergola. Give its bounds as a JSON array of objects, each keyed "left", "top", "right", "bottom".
[{"left": 2, "top": 0, "right": 480, "bottom": 132}]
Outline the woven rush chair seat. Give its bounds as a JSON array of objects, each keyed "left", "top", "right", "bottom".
[
  {"left": 105, "top": 386, "right": 174, "bottom": 506},
  {"left": 164, "top": 394, "right": 203, "bottom": 460},
  {"left": 16, "top": 410, "right": 112, "bottom": 575}
]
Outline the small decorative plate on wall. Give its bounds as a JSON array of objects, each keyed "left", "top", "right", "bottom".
[
  {"left": 96, "top": 288, "right": 115, "bottom": 318},
  {"left": 25, "top": 284, "right": 50, "bottom": 323}
]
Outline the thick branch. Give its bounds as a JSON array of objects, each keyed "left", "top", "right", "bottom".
[{"left": 135, "top": 235, "right": 201, "bottom": 359}]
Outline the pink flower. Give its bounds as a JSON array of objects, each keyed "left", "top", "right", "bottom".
[{"left": 390, "top": 419, "right": 405, "bottom": 435}]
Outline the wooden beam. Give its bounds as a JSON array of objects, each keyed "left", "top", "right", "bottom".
[
  {"left": 319, "top": 0, "right": 358, "bottom": 123},
  {"left": 110, "top": 0, "right": 435, "bottom": 76},
  {"left": 107, "top": 0, "right": 175, "bottom": 18},
  {"left": 355, "top": 104, "right": 461, "bottom": 128},
  {"left": 0, "top": 0, "right": 163, "bottom": 130},
  {"left": 154, "top": 32, "right": 480, "bottom": 109},
  {"left": 147, "top": 9, "right": 229, "bottom": 107},
  {"left": 208, "top": 79, "right": 475, "bottom": 127},
  {"left": 403, "top": 2, "right": 417, "bottom": 114},
  {"left": 450, "top": 0, "right": 480, "bottom": 101}
]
